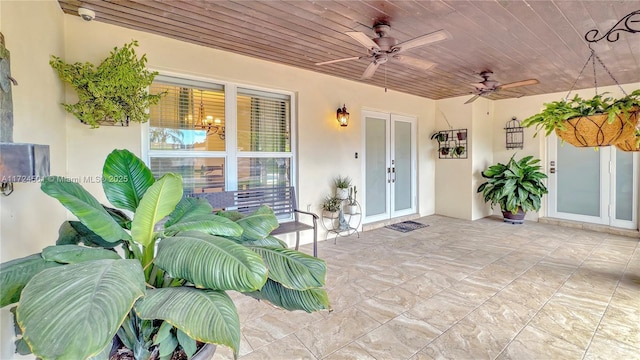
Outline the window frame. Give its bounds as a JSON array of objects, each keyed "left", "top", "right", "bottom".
[{"left": 142, "top": 70, "right": 298, "bottom": 193}]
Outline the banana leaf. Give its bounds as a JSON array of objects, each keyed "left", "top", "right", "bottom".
[
  {"left": 102, "top": 149, "right": 155, "bottom": 212},
  {"left": 155, "top": 232, "right": 267, "bottom": 291},
  {"left": 17, "top": 259, "right": 146, "bottom": 359},
  {"left": 135, "top": 287, "right": 241, "bottom": 356},
  {"left": 131, "top": 173, "right": 183, "bottom": 247},
  {"left": 0, "top": 254, "right": 62, "bottom": 307},
  {"left": 41, "top": 177, "right": 131, "bottom": 243}
]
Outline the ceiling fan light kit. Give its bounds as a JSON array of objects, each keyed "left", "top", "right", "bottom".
[{"left": 316, "top": 21, "right": 450, "bottom": 80}]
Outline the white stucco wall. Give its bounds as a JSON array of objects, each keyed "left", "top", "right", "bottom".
[{"left": 0, "top": 1, "right": 67, "bottom": 359}]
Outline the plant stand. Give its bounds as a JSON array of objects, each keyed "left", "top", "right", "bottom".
[{"left": 321, "top": 200, "right": 361, "bottom": 243}]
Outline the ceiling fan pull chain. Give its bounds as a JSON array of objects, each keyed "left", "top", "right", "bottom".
[{"left": 384, "top": 63, "right": 388, "bottom": 92}]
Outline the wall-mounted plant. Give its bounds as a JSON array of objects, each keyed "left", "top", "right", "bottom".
[
  {"left": 440, "top": 147, "right": 451, "bottom": 156},
  {"left": 50, "top": 40, "right": 164, "bottom": 128},
  {"left": 430, "top": 132, "right": 448, "bottom": 142},
  {"left": 453, "top": 145, "right": 466, "bottom": 157}
]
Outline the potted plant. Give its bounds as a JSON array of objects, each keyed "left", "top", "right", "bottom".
[
  {"left": 616, "top": 128, "right": 640, "bottom": 152},
  {"left": 346, "top": 186, "right": 358, "bottom": 215},
  {"left": 521, "top": 90, "right": 640, "bottom": 147},
  {"left": 430, "top": 131, "right": 448, "bottom": 142},
  {"left": 334, "top": 175, "right": 351, "bottom": 200},
  {"left": 456, "top": 131, "right": 467, "bottom": 141},
  {"left": 453, "top": 145, "right": 466, "bottom": 157},
  {"left": 0, "top": 149, "right": 329, "bottom": 359},
  {"left": 477, "top": 154, "right": 548, "bottom": 224},
  {"left": 439, "top": 146, "right": 451, "bottom": 156},
  {"left": 50, "top": 40, "right": 165, "bottom": 128},
  {"left": 321, "top": 195, "right": 342, "bottom": 218}
]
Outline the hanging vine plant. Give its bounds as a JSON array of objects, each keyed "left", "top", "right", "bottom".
[
  {"left": 50, "top": 40, "right": 164, "bottom": 128},
  {"left": 521, "top": 90, "right": 640, "bottom": 147}
]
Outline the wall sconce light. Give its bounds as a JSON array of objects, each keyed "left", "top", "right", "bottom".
[{"left": 336, "top": 104, "right": 349, "bottom": 127}]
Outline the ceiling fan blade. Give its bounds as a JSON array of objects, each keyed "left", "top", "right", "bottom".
[
  {"left": 392, "top": 55, "right": 436, "bottom": 70},
  {"left": 499, "top": 79, "right": 539, "bottom": 90},
  {"left": 315, "top": 56, "right": 363, "bottom": 66},
  {"left": 346, "top": 31, "right": 381, "bottom": 51},
  {"left": 361, "top": 61, "right": 380, "bottom": 79},
  {"left": 464, "top": 94, "right": 481, "bottom": 104},
  {"left": 392, "top": 29, "right": 450, "bottom": 54}
]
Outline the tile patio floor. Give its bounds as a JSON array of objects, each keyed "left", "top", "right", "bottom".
[{"left": 213, "top": 215, "right": 640, "bottom": 359}]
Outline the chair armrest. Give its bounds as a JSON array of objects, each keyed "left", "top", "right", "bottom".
[{"left": 294, "top": 209, "right": 319, "bottom": 220}]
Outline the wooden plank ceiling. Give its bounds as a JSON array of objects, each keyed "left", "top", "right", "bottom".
[{"left": 57, "top": 0, "right": 640, "bottom": 101}]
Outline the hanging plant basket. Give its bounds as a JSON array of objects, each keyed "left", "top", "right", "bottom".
[
  {"left": 615, "top": 129, "right": 640, "bottom": 152},
  {"left": 522, "top": 46, "right": 640, "bottom": 148},
  {"left": 554, "top": 107, "right": 639, "bottom": 147}
]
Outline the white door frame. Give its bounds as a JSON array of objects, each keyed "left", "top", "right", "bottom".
[
  {"left": 547, "top": 134, "right": 637, "bottom": 229},
  {"left": 361, "top": 110, "right": 417, "bottom": 223}
]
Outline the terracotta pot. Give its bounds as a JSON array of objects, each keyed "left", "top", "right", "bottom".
[
  {"left": 502, "top": 207, "right": 525, "bottom": 224},
  {"left": 555, "top": 108, "right": 639, "bottom": 147}
]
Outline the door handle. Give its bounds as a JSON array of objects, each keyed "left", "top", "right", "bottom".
[
  {"left": 391, "top": 167, "right": 396, "bottom": 183},
  {"left": 387, "top": 167, "right": 391, "bottom": 183}
]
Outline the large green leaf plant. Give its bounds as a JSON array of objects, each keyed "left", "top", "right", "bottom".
[
  {"left": 477, "top": 154, "right": 548, "bottom": 214},
  {"left": 0, "top": 149, "right": 329, "bottom": 360}
]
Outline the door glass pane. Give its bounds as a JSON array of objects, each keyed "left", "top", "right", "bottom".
[
  {"left": 616, "top": 150, "right": 633, "bottom": 221},
  {"left": 365, "top": 117, "right": 387, "bottom": 217},
  {"left": 150, "top": 157, "right": 225, "bottom": 196},
  {"left": 237, "top": 157, "right": 291, "bottom": 190},
  {"left": 557, "top": 140, "right": 600, "bottom": 216},
  {"left": 394, "top": 121, "right": 412, "bottom": 212},
  {"left": 149, "top": 84, "right": 225, "bottom": 151}
]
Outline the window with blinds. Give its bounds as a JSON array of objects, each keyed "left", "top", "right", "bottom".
[
  {"left": 147, "top": 76, "right": 295, "bottom": 196},
  {"left": 237, "top": 88, "right": 290, "bottom": 153},
  {"left": 149, "top": 81, "right": 225, "bottom": 151}
]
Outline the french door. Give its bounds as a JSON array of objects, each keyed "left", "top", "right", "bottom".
[
  {"left": 362, "top": 110, "right": 417, "bottom": 223},
  {"left": 547, "top": 134, "right": 638, "bottom": 229}
]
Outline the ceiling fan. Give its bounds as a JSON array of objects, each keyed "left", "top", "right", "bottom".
[
  {"left": 315, "top": 21, "right": 450, "bottom": 79},
  {"left": 465, "top": 71, "right": 539, "bottom": 104}
]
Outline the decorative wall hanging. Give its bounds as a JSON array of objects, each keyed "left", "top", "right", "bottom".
[
  {"left": 431, "top": 128, "right": 467, "bottom": 159},
  {"left": 505, "top": 117, "right": 524, "bottom": 150}
]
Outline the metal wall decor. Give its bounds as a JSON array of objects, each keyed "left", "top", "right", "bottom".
[
  {"left": 505, "top": 117, "right": 524, "bottom": 150},
  {"left": 431, "top": 128, "right": 467, "bottom": 159},
  {"left": 584, "top": 10, "right": 640, "bottom": 43}
]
